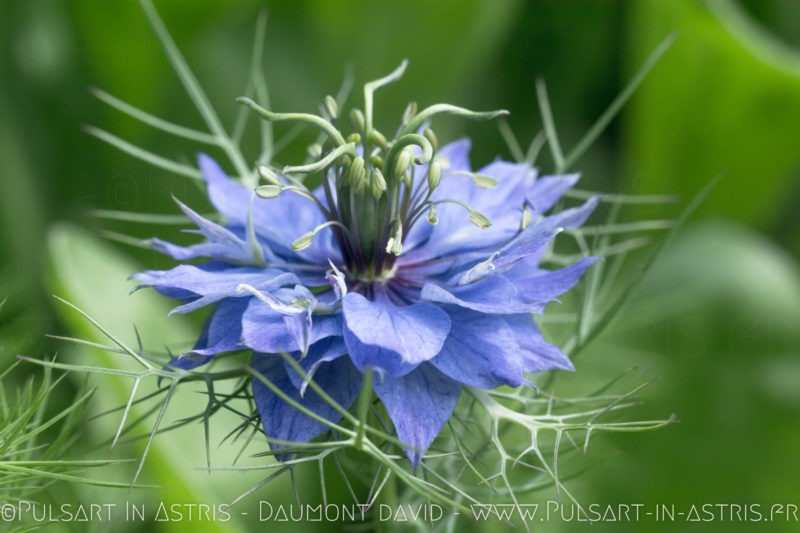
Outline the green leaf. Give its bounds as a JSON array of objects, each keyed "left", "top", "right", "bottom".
[
  {"left": 45, "top": 223, "right": 289, "bottom": 532},
  {"left": 584, "top": 221, "right": 800, "bottom": 513},
  {"left": 624, "top": 0, "right": 800, "bottom": 228}
]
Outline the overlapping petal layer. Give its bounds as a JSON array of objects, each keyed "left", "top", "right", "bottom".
[{"left": 136, "top": 140, "right": 597, "bottom": 468}]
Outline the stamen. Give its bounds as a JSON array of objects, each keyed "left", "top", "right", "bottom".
[
  {"left": 346, "top": 156, "right": 366, "bottom": 187},
  {"left": 255, "top": 185, "right": 282, "bottom": 198},
  {"left": 520, "top": 204, "right": 533, "bottom": 230},
  {"left": 427, "top": 158, "right": 442, "bottom": 190},
  {"left": 426, "top": 204, "right": 438, "bottom": 225},
  {"left": 458, "top": 251, "right": 500, "bottom": 285},
  {"left": 238, "top": 63, "right": 515, "bottom": 284},
  {"left": 349, "top": 109, "right": 365, "bottom": 133},
  {"left": 469, "top": 209, "right": 492, "bottom": 229},
  {"left": 433, "top": 199, "right": 492, "bottom": 229},
  {"left": 291, "top": 220, "right": 351, "bottom": 251},
  {"left": 447, "top": 170, "right": 499, "bottom": 189},
  {"left": 326, "top": 259, "right": 348, "bottom": 299},
  {"left": 307, "top": 143, "right": 323, "bottom": 159},
  {"left": 368, "top": 129, "right": 388, "bottom": 149},
  {"left": 323, "top": 95, "right": 338, "bottom": 121},
  {"left": 392, "top": 148, "right": 413, "bottom": 181},
  {"left": 385, "top": 220, "right": 404, "bottom": 256},
  {"left": 423, "top": 128, "right": 438, "bottom": 152},
  {"left": 257, "top": 165, "right": 281, "bottom": 185},
  {"left": 371, "top": 168, "right": 387, "bottom": 199},
  {"left": 401, "top": 101, "right": 417, "bottom": 127}
]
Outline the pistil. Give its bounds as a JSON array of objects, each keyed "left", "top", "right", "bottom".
[{"left": 238, "top": 60, "right": 509, "bottom": 290}]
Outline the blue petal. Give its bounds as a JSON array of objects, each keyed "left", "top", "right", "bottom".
[
  {"left": 442, "top": 196, "right": 598, "bottom": 286},
  {"left": 241, "top": 296, "right": 343, "bottom": 354},
  {"left": 482, "top": 197, "right": 599, "bottom": 275},
  {"left": 198, "top": 154, "right": 339, "bottom": 263},
  {"left": 435, "top": 138, "right": 472, "bottom": 175},
  {"left": 199, "top": 154, "right": 249, "bottom": 222},
  {"left": 343, "top": 331, "right": 414, "bottom": 377},
  {"left": 526, "top": 173, "right": 581, "bottom": 215},
  {"left": 169, "top": 298, "right": 248, "bottom": 370},
  {"left": 149, "top": 238, "right": 232, "bottom": 263},
  {"left": 372, "top": 363, "right": 461, "bottom": 469},
  {"left": 540, "top": 195, "right": 598, "bottom": 229},
  {"left": 283, "top": 336, "right": 349, "bottom": 393},
  {"left": 402, "top": 203, "right": 520, "bottom": 266},
  {"left": 241, "top": 301, "right": 295, "bottom": 353},
  {"left": 421, "top": 276, "right": 545, "bottom": 314},
  {"left": 150, "top": 197, "right": 271, "bottom": 265},
  {"left": 503, "top": 256, "right": 600, "bottom": 304},
  {"left": 132, "top": 264, "right": 298, "bottom": 314},
  {"left": 470, "top": 160, "right": 538, "bottom": 212},
  {"left": 405, "top": 154, "right": 539, "bottom": 262},
  {"left": 251, "top": 352, "right": 362, "bottom": 456},
  {"left": 423, "top": 255, "right": 598, "bottom": 316},
  {"left": 432, "top": 197, "right": 598, "bottom": 285},
  {"left": 342, "top": 291, "right": 451, "bottom": 376},
  {"left": 430, "top": 308, "right": 529, "bottom": 388},
  {"left": 415, "top": 208, "right": 520, "bottom": 260},
  {"left": 403, "top": 139, "right": 474, "bottom": 253},
  {"left": 502, "top": 314, "right": 574, "bottom": 372}
]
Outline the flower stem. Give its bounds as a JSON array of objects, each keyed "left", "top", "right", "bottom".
[
  {"left": 375, "top": 472, "right": 398, "bottom": 533},
  {"left": 354, "top": 368, "right": 373, "bottom": 450}
]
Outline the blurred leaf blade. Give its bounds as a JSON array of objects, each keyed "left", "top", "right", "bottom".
[
  {"left": 45, "top": 223, "right": 273, "bottom": 533},
  {"left": 624, "top": 0, "right": 800, "bottom": 228}
]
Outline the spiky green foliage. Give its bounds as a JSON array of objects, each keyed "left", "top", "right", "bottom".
[
  {"left": 0, "top": 319, "right": 137, "bottom": 500},
  {"left": 27, "top": 0, "right": 688, "bottom": 526}
]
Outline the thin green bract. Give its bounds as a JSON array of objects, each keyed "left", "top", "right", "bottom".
[{"left": 31, "top": 0, "right": 689, "bottom": 527}]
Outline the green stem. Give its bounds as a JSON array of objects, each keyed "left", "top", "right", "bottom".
[
  {"left": 354, "top": 368, "right": 373, "bottom": 450},
  {"left": 375, "top": 472, "right": 398, "bottom": 533}
]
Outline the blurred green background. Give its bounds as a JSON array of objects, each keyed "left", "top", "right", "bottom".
[{"left": 1, "top": 0, "right": 799, "bottom": 531}]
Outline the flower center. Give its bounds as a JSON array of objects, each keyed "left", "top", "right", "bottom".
[{"left": 238, "top": 60, "right": 508, "bottom": 284}]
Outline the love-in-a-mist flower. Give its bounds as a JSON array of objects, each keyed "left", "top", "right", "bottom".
[{"left": 133, "top": 62, "right": 598, "bottom": 468}]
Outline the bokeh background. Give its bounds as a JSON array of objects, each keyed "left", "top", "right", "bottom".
[{"left": 1, "top": 0, "right": 799, "bottom": 531}]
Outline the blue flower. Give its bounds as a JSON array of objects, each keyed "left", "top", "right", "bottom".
[{"left": 133, "top": 100, "right": 598, "bottom": 468}]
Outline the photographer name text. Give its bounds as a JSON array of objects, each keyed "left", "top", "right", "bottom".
[{"left": 2, "top": 500, "right": 798, "bottom": 524}]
